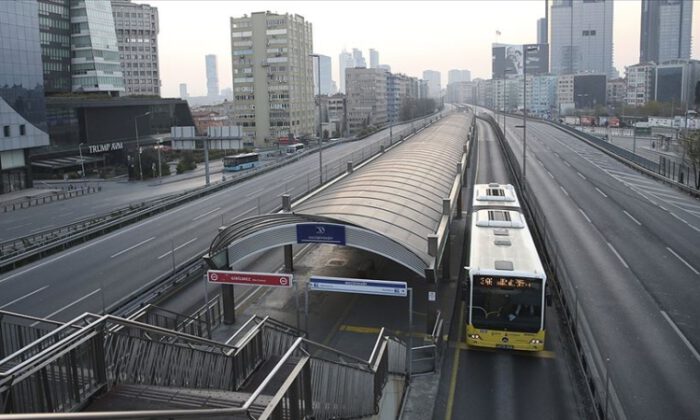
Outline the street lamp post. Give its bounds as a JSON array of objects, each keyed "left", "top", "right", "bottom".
[
  {"left": 78, "top": 142, "right": 86, "bottom": 178},
  {"left": 134, "top": 111, "right": 151, "bottom": 181},
  {"left": 156, "top": 140, "right": 162, "bottom": 179},
  {"left": 311, "top": 54, "right": 323, "bottom": 184}
]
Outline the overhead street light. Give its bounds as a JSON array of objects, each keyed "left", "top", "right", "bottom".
[
  {"left": 78, "top": 142, "right": 86, "bottom": 178},
  {"left": 310, "top": 53, "right": 323, "bottom": 184},
  {"left": 521, "top": 44, "right": 541, "bottom": 189},
  {"left": 134, "top": 111, "right": 151, "bottom": 181}
]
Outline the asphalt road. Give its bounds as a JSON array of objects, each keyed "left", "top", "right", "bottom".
[
  {"left": 0, "top": 113, "right": 444, "bottom": 323},
  {"left": 435, "top": 117, "right": 589, "bottom": 420},
  {"left": 489, "top": 110, "right": 700, "bottom": 419}
]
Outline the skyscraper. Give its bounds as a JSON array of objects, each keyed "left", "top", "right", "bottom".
[
  {"left": 70, "top": 0, "right": 124, "bottom": 94},
  {"left": 179, "top": 83, "right": 189, "bottom": 99},
  {"left": 537, "top": 17, "right": 548, "bottom": 45},
  {"left": 640, "top": 0, "right": 693, "bottom": 64},
  {"left": 313, "top": 54, "right": 332, "bottom": 95},
  {"left": 550, "top": 0, "right": 613, "bottom": 77},
  {"left": 369, "top": 48, "right": 379, "bottom": 69},
  {"left": 448, "top": 69, "right": 472, "bottom": 84},
  {"left": 339, "top": 49, "right": 354, "bottom": 93},
  {"left": 205, "top": 54, "right": 219, "bottom": 97},
  {"left": 38, "top": 0, "right": 71, "bottom": 94},
  {"left": 422, "top": 70, "right": 442, "bottom": 99},
  {"left": 352, "top": 48, "right": 366, "bottom": 68},
  {"left": 231, "top": 12, "right": 314, "bottom": 146},
  {"left": 0, "top": 1, "right": 50, "bottom": 193},
  {"left": 112, "top": 0, "right": 161, "bottom": 96}
]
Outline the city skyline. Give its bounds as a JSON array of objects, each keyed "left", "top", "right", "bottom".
[{"left": 147, "top": 0, "right": 700, "bottom": 98}]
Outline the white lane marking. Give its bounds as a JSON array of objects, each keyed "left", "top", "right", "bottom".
[
  {"left": 157, "top": 237, "right": 199, "bottom": 260},
  {"left": 5, "top": 223, "right": 31, "bottom": 231},
  {"left": 666, "top": 247, "right": 700, "bottom": 275},
  {"left": 563, "top": 160, "right": 571, "bottom": 167},
  {"left": 546, "top": 170, "right": 554, "bottom": 179},
  {"left": 595, "top": 187, "right": 608, "bottom": 198},
  {"left": 622, "top": 210, "right": 642, "bottom": 226},
  {"left": 607, "top": 242, "right": 629, "bottom": 269},
  {"left": 232, "top": 207, "right": 257, "bottom": 221},
  {"left": 578, "top": 208, "right": 592, "bottom": 224},
  {"left": 192, "top": 207, "right": 222, "bottom": 221},
  {"left": 667, "top": 212, "right": 700, "bottom": 232},
  {"left": 245, "top": 190, "right": 257, "bottom": 198},
  {"left": 660, "top": 310, "right": 700, "bottom": 363},
  {"left": 42, "top": 288, "right": 101, "bottom": 320},
  {"left": 0, "top": 286, "right": 49, "bottom": 310},
  {"left": 560, "top": 186, "right": 569, "bottom": 197},
  {"left": 30, "top": 225, "right": 55, "bottom": 233},
  {"left": 577, "top": 172, "right": 586, "bottom": 180},
  {"left": 110, "top": 236, "right": 156, "bottom": 259}
]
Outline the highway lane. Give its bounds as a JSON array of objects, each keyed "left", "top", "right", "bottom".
[
  {"left": 438, "top": 117, "right": 587, "bottom": 420},
  {"left": 0, "top": 113, "right": 444, "bottom": 323},
  {"left": 0, "top": 115, "right": 437, "bottom": 241},
  {"left": 493, "top": 112, "right": 700, "bottom": 418}
]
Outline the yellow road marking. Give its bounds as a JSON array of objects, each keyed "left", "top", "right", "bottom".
[
  {"left": 460, "top": 343, "right": 556, "bottom": 358},
  {"left": 319, "top": 294, "right": 359, "bottom": 349},
  {"left": 444, "top": 301, "right": 465, "bottom": 420}
]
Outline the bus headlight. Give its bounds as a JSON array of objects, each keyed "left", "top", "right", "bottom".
[
  {"left": 469, "top": 334, "right": 481, "bottom": 340},
  {"left": 529, "top": 339, "right": 543, "bottom": 345}
]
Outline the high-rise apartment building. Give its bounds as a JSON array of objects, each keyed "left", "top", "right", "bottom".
[
  {"left": 550, "top": 0, "right": 613, "bottom": 77},
  {"left": 70, "top": 0, "right": 124, "bottom": 94},
  {"left": 422, "top": 70, "right": 442, "bottom": 99},
  {"left": 625, "top": 63, "right": 656, "bottom": 107},
  {"left": 338, "top": 49, "right": 353, "bottom": 93},
  {"left": 205, "top": 54, "right": 219, "bottom": 97},
  {"left": 640, "top": 0, "right": 693, "bottom": 64},
  {"left": 448, "top": 69, "right": 472, "bottom": 84},
  {"left": 230, "top": 12, "right": 314, "bottom": 146},
  {"left": 345, "top": 68, "right": 387, "bottom": 134},
  {"left": 369, "top": 48, "right": 379, "bottom": 69},
  {"left": 179, "top": 83, "right": 188, "bottom": 99},
  {"left": 1, "top": 1, "right": 50, "bottom": 193},
  {"left": 313, "top": 54, "right": 332, "bottom": 95},
  {"left": 537, "top": 17, "right": 548, "bottom": 45},
  {"left": 112, "top": 0, "right": 160, "bottom": 96}
]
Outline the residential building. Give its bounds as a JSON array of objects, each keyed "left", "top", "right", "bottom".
[
  {"left": 446, "top": 81, "right": 476, "bottom": 104},
  {"left": 606, "top": 77, "right": 626, "bottom": 107},
  {"left": 448, "top": 69, "right": 472, "bottom": 84},
  {"left": 205, "top": 54, "right": 219, "bottom": 97},
  {"left": 230, "top": 12, "right": 314, "bottom": 146},
  {"left": 326, "top": 94, "right": 347, "bottom": 137},
  {"left": 378, "top": 64, "right": 391, "bottom": 73},
  {"left": 70, "top": 0, "right": 124, "bottom": 94},
  {"left": 191, "top": 108, "right": 230, "bottom": 136},
  {"left": 640, "top": 0, "right": 693, "bottom": 64},
  {"left": 112, "top": 0, "right": 160, "bottom": 97},
  {"left": 338, "top": 49, "right": 353, "bottom": 93},
  {"left": 352, "top": 48, "right": 366, "bottom": 68},
  {"left": 179, "top": 83, "right": 188, "bottom": 99},
  {"left": 550, "top": 0, "right": 614, "bottom": 77},
  {"left": 474, "top": 78, "right": 493, "bottom": 108},
  {"left": 369, "top": 48, "right": 379, "bottom": 69},
  {"left": 529, "top": 74, "right": 558, "bottom": 117},
  {"left": 0, "top": 0, "right": 50, "bottom": 193},
  {"left": 387, "top": 72, "right": 413, "bottom": 123},
  {"left": 38, "top": 0, "right": 71, "bottom": 94},
  {"left": 557, "top": 74, "right": 575, "bottom": 114},
  {"left": 312, "top": 54, "right": 332, "bottom": 95},
  {"left": 655, "top": 59, "right": 700, "bottom": 109},
  {"left": 422, "top": 70, "right": 441, "bottom": 99},
  {"left": 345, "top": 68, "right": 387, "bottom": 134},
  {"left": 625, "top": 63, "right": 656, "bottom": 107},
  {"left": 556, "top": 73, "right": 606, "bottom": 111},
  {"left": 492, "top": 78, "right": 520, "bottom": 113}
]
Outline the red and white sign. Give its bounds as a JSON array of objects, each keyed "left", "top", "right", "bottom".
[{"left": 207, "top": 270, "right": 293, "bottom": 288}]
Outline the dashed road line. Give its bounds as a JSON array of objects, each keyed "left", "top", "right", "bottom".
[
  {"left": 42, "top": 288, "right": 101, "bottom": 320},
  {"left": 560, "top": 186, "right": 569, "bottom": 196},
  {"left": 158, "top": 237, "right": 199, "bottom": 259},
  {"left": 607, "top": 242, "right": 629, "bottom": 269},
  {"left": 110, "top": 236, "right": 155, "bottom": 259},
  {"left": 666, "top": 247, "right": 699, "bottom": 275},
  {"left": 622, "top": 210, "right": 642, "bottom": 226},
  {"left": 660, "top": 311, "right": 700, "bottom": 363},
  {"left": 0, "top": 286, "right": 49, "bottom": 310},
  {"left": 546, "top": 170, "right": 554, "bottom": 179},
  {"left": 595, "top": 187, "right": 608, "bottom": 198},
  {"left": 578, "top": 208, "right": 592, "bottom": 224},
  {"left": 577, "top": 172, "right": 586, "bottom": 180},
  {"left": 192, "top": 207, "right": 222, "bottom": 221}
]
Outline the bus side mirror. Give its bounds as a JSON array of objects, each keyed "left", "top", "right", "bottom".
[{"left": 546, "top": 294, "right": 552, "bottom": 307}]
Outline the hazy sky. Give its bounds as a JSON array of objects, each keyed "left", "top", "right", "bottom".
[{"left": 147, "top": 1, "right": 700, "bottom": 98}]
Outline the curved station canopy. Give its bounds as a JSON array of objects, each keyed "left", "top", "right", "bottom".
[{"left": 207, "top": 112, "right": 472, "bottom": 280}]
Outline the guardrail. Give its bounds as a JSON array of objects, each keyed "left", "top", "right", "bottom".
[
  {"left": 1, "top": 186, "right": 101, "bottom": 213},
  {"left": 410, "top": 310, "right": 444, "bottom": 375},
  {"left": 483, "top": 114, "right": 625, "bottom": 420}
]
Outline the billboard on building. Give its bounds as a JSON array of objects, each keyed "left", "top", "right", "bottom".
[{"left": 492, "top": 43, "right": 549, "bottom": 79}]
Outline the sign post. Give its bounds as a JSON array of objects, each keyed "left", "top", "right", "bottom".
[{"left": 306, "top": 276, "right": 413, "bottom": 377}]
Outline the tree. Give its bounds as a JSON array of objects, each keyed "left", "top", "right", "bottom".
[
  {"left": 176, "top": 151, "right": 196, "bottom": 174},
  {"left": 680, "top": 130, "right": 700, "bottom": 189}
]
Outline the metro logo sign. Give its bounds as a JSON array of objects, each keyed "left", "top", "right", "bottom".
[{"left": 207, "top": 270, "right": 292, "bottom": 288}]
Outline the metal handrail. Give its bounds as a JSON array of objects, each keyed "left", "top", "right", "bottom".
[{"left": 368, "top": 327, "right": 386, "bottom": 363}]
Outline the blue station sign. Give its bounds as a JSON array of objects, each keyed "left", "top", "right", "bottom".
[
  {"left": 309, "top": 276, "right": 408, "bottom": 297},
  {"left": 296, "top": 223, "right": 346, "bottom": 245}
]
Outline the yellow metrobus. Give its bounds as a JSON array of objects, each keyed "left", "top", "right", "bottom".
[{"left": 465, "top": 184, "right": 548, "bottom": 351}]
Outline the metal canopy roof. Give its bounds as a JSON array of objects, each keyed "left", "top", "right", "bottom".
[{"left": 208, "top": 112, "right": 471, "bottom": 278}]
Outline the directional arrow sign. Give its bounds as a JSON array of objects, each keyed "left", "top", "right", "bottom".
[
  {"left": 309, "top": 276, "right": 407, "bottom": 297},
  {"left": 207, "top": 270, "right": 293, "bottom": 288}
]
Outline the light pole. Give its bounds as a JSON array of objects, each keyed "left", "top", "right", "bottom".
[
  {"left": 521, "top": 44, "right": 539, "bottom": 187},
  {"left": 311, "top": 54, "right": 323, "bottom": 184},
  {"left": 78, "top": 142, "right": 86, "bottom": 178},
  {"left": 156, "top": 139, "right": 162, "bottom": 179},
  {"left": 134, "top": 111, "right": 151, "bottom": 181}
]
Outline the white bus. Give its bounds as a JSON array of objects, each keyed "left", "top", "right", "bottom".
[{"left": 286, "top": 143, "right": 305, "bottom": 154}]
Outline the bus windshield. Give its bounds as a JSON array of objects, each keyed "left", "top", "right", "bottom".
[{"left": 470, "top": 275, "right": 543, "bottom": 333}]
